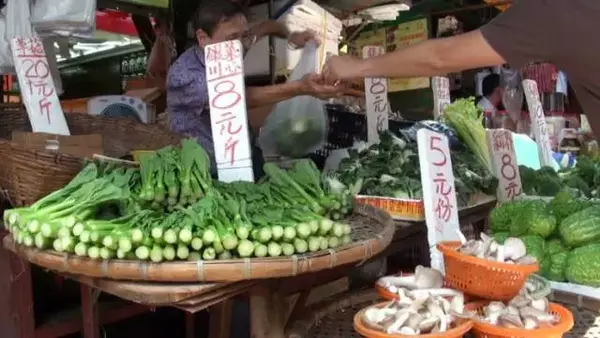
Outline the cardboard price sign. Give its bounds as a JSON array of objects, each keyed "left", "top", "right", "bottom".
[
  {"left": 417, "top": 128, "right": 460, "bottom": 272},
  {"left": 432, "top": 77, "right": 450, "bottom": 119},
  {"left": 487, "top": 129, "right": 523, "bottom": 202},
  {"left": 522, "top": 79, "right": 553, "bottom": 167},
  {"left": 362, "top": 45, "right": 389, "bottom": 144},
  {"left": 205, "top": 40, "right": 254, "bottom": 182},
  {"left": 11, "top": 37, "right": 70, "bottom": 135}
]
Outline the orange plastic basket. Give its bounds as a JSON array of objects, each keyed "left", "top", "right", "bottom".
[
  {"left": 437, "top": 241, "right": 539, "bottom": 300},
  {"left": 354, "top": 301, "right": 473, "bottom": 338},
  {"left": 465, "top": 301, "right": 574, "bottom": 338}
]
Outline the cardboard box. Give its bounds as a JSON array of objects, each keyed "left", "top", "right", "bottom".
[{"left": 11, "top": 132, "right": 104, "bottom": 158}]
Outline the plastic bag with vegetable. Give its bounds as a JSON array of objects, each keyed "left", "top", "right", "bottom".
[{"left": 258, "top": 42, "right": 328, "bottom": 158}]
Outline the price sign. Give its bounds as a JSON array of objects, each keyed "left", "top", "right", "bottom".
[
  {"left": 11, "top": 37, "right": 69, "bottom": 135},
  {"left": 417, "top": 129, "right": 460, "bottom": 272},
  {"left": 362, "top": 46, "right": 389, "bottom": 144},
  {"left": 523, "top": 79, "right": 553, "bottom": 167},
  {"left": 205, "top": 40, "right": 254, "bottom": 182},
  {"left": 487, "top": 129, "right": 523, "bottom": 202},
  {"left": 432, "top": 77, "right": 450, "bottom": 118}
]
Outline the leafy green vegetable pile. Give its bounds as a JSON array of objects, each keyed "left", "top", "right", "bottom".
[
  {"left": 327, "top": 131, "right": 497, "bottom": 207},
  {"left": 519, "top": 156, "right": 600, "bottom": 198},
  {"left": 4, "top": 140, "right": 355, "bottom": 262},
  {"left": 491, "top": 192, "right": 600, "bottom": 286}
]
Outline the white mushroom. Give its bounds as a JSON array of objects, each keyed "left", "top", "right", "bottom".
[
  {"left": 496, "top": 244, "right": 505, "bottom": 262},
  {"left": 530, "top": 298, "right": 549, "bottom": 312},
  {"left": 499, "top": 313, "right": 524, "bottom": 329},
  {"left": 516, "top": 255, "right": 538, "bottom": 265},
  {"left": 418, "top": 316, "right": 439, "bottom": 332},
  {"left": 398, "top": 327, "right": 418, "bottom": 335},
  {"left": 523, "top": 316, "right": 538, "bottom": 330},
  {"left": 459, "top": 239, "right": 483, "bottom": 256},
  {"left": 379, "top": 275, "right": 418, "bottom": 290},
  {"left": 383, "top": 311, "right": 411, "bottom": 334},
  {"left": 503, "top": 238, "right": 527, "bottom": 261},
  {"left": 404, "top": 313, "right": 424, "bottom": 331},
  {"left": 519, "top": 307, "right": 559, "bottom": 324},
  {"left": 450, "top": 294, "right": 465, "bottom": 315},
  {"left": 408, "top": 288, "right": 462, "bottom": 300},
  {"left": 455, "top": 229, "right": 467, "bottom": 245},
  {"left": 414, "top": 266, "right": 444, "bottom": 289}
]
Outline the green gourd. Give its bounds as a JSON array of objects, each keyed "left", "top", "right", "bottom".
[
  {"left": 565, "top": 244, "right": 600, "bottom": 286},
  {"left": 558, "top": 207, "right": 600, "bottom": 248}
]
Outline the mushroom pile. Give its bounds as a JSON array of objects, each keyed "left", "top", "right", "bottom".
[
  {"left": 361, "top": 291, "right": 471, "bottom": 335},
  {"left": 477, "top": 285, "right": 559, "bottom": 330},
  {"left": 377, "top": 266, "right": 446, "bottom": 295},
  {"left": 457, "top": 231, "right": 537, "bottom": 265}
]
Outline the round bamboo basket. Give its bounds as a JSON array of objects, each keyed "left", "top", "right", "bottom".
[
  {"left": 3, "top": 204, "right": 395, "bottom": 282},
  {"left": 0, "top": 109, "right": 181, "bottom": 207}
]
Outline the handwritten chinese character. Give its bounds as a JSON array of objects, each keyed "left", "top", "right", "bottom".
[
  {"left": 505, "top": 181, "right": 522, "bottom": 200},
  {"left": 493, "top": 131, "right": 513, "bottom": 152},
  {"left": 27, "top": 79, "right": 54, "bottom": 97},
  {"left": 14, "top": 38, "right": 45, "bottom": 58},
  {"left": 434, "top": 173, "right": 452, "bottom": 196},
  {"left": 39, "top": 97, "right": 52, "bottom": 124},
  {"left": 224, "top": 136, "right": 240, "bottom": 166},
  {"left": 434, "top": 194, "right": 452, "bottom": 223}
]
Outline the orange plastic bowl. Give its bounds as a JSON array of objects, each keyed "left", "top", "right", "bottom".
[
  {"left": 465, "top": 301, "right": 574, "bottom": 338},
  {"left": 375, "top": 272, "right": 473, "bottom": 302},
  {"left": 437, "top": 241, "right": 539, "bottom": 300},
  {"left": 354, "top": 301, "right": 473, "bottom": 338},
  {"left": 375, "top": 272, "right": 414, "bottom": 300}
]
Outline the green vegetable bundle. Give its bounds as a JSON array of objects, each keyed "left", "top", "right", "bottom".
[
  {"left": 4, "top": 140, "right": 355, "bottom": 261},
  {"left": 330, "top": 131, "right": 496, "bottom": 207}
]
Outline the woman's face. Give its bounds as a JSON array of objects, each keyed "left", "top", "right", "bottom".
[{"left": 197, "top": 14, "right": 254, "bottom": 54}]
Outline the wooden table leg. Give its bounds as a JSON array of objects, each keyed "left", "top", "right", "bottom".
[
  {"left": 185, "top": 312, "right": 196, "bottom": 338},
  {"left": 5, "top": 254, "right": 35, "bottom": 338},
  {"left": 250, "top": 285, "right": 285, "bottom": 338},
  {"left": 208, "top": 299, "right": 233, "bottom": 338},
  {"left": 80, "top": 284, "right": 100, "bottom": 338}
]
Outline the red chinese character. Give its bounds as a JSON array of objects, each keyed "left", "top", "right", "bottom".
[
  {"left": 13, "top": 38, "right": 45, "bottom": 57},
  {"left": 224, "top": 136, "right": 239, "bottom": 166},
  {"left": 493, "top": 131, "right": 513, "bottom": 152},
  {"left": 505, "top": 181, "right": 522, "bottom": 200},
  {"left": 39, "top": 97, "right": 52, "bottom": 124},
  {"left": 27, "top": 79, "right": 54, "bottom": 97},
  {"left": 433, "top": 173, "right": 452, "bottom": 196},
  {"left": 434, "top": 194, "right": 452, "bottom": 222},
  {"left": 208, "top": 63, "right": 222, "bottom": 78},
  {"left": 429, "top": 136, "right": 447, "bottom": 166},
  {"left": 205, "top": 44, "right": 221, "bottom": 63},
  {"left": 220, "top": 121, "right": 242, "bottom": 136}
]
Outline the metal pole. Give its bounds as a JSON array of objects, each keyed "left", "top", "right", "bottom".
[{"left": 268, "top": 0, "right": 276, "bottom": 84}]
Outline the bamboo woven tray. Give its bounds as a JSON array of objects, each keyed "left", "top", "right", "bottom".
[{"left": 3, "top": 204, "right": 395, "bottom": 283}]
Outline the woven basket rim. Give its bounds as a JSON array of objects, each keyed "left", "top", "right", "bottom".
[
  {"left": 437, "top": 241, "right": 540, "bottom": 273},
  {"left": 3, "top": 204, "right": 395, "bottom": 282}
]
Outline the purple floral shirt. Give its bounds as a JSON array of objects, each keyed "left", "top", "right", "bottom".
[{"left": 166, "top": 46, "right": 215, "bottom": 161}]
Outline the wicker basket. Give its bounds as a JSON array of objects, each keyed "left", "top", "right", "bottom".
[{"left": 0, "top": 110, "right": 181, "bottom": 207}]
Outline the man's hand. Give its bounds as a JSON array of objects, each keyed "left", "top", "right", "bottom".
[
  {"left": 322, "top": 55, "right": 368, "bottom": 84},
  {"left": 289, "top": 30, "right": 319, "bottom": 48},
  {"left": 300, "top": 73, "right": 345, "bottom": 99}
]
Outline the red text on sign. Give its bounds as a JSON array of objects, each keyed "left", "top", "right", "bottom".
[
  {"left": 429, "top": 136, "right": 448, "bottom": 166},
  {"left": 14, "top": 38, "right": 55, "bottom": 125}
]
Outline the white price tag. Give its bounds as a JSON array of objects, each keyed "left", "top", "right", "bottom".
[
  {"left": 11, "top": 37, "right": 69, "bottom": 135},
  {"left": 523, "top": 79, "right": 554, "bottom": 167},
  {"left": 205, "top": 40, "right": 254, "bottom": 182},
  {"left": 362, "top": 46, "right": 389, "bottom": 144},
  {"left": 487, "top": 129, "right": 523, "bottom": 202},
  {"left": 432, "top": 77, "right": 450, "bottom": 118},
  {"left": 417, "top": 129, "right": 460, "bottom": 272}
]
